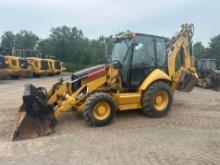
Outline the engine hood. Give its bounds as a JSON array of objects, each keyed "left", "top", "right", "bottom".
[{"left": 72, "top": 64, "right": 106, "bottom": 78}]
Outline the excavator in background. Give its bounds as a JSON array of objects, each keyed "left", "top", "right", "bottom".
[
  {"left": 11, "top": 24, "right": 197, "bottom": 141},
  {"left": 0, "top": 55, "right": 9, "bottom": 79},
  {"left": 196, "top": 59, "right": 220, "bottom": 90}
]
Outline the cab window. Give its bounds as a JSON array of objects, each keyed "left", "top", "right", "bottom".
[
  {"left": 130, "top": 35, "right": 156, "bottom": 90},
  {"left": 132, "top": 36, "right": 155, "bottom": 67},
  {"left": 155, "top": 38, "right": 167, "bottom": 67}
]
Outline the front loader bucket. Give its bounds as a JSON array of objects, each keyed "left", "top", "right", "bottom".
[
  {"left": 11, "top": 84, "right": 57, "bottom": 141},
  {"left": 11, "top": 104, "right": 57, "bottom": 141}
]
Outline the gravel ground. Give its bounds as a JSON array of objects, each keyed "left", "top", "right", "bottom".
[{"left": 0, "top": 76, "right": 220, "bottom": 165}]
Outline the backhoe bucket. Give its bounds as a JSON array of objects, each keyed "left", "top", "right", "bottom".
[
  {"left": 177, "top": 71, "right": 196, "bottom": 92},
  {"left": 11, "top": 84, "right": 57, "bottom": 141}
]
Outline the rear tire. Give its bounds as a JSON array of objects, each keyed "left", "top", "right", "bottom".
[
  {"left": 141, "top": 81, "right": 173, "bottom": 118},
  {"left": 83, "top": 92, "right": 116, "bottom": 126}
]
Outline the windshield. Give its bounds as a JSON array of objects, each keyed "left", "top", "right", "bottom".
[{"left": 111, "top": 39, "right": 130, "bottom": 64}]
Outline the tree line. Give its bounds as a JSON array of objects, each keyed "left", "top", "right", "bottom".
[
  {"left": 1, "top": 25, "right": 220, "bottom": 71},
  {"left": 193, "top": 35, "right": 220, "bottom": 65},
  {"left": 0, "top": 26, "right": 113, "bottom": 71}
]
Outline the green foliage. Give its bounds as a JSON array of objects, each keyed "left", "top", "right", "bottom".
[
  {"left": 1, "top": 30, "right": 39, "bottom": 52},
  {"left": 1, "top": 31, "right": 15, "bottom": 51},
  {"left": 0, "top": 26, "right": 113, "bottom": 72},
  {"left": 15, "top": 30, "right": 39, "bottom": 50},
  {"left": 193, "top": 42, "right": 206, "bottom": 60},
  {"left": 37, "top": 26, "right": 113, "bottom": 71},
  {"left": 206, "top": 34, "right": 220, "bottom": 61},
  {"left": 193, "top": 35, "right": 220, "bottom": 64}
]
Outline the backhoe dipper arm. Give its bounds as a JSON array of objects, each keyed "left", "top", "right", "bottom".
[{"left": 167, "top": 24, "right": 197, "bottom": 91}]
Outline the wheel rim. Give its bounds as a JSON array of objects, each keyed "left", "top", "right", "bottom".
[
  {"left": 93, "top": 101, "right": 111, "bottom": 120},
  {"left": 153, "top": 91, "right": 169, "bottom": 111}
]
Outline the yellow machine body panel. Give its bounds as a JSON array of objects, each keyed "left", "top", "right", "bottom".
[
  {"left": 46, "top": 59, "right": 62, "bottom": 75},
  {"left": 46, "top": 59, "right": 56, "bottom": 75},
  {"left": 139, "top": 69, "right": 171, "bottom": 91},
  {"left": 61, "top": 62, "right": 66, "bottom": 72},
  {"left": 26, "top": 57, "right": 48, "bottom": 76},
  {"left": 113, "top": 93, "right": 141, "bottom": 111},
  {"left": 5, "top": 56, "right": 31, "bottom": 77},
  {"left": 5, "top": 56, "right": 20, "bottom": 75}
]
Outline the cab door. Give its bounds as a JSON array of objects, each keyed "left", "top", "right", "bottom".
[
  {"left": 129, "top": 35, "right": 156, "bottom": 91},
  {"left": 128, "top": 36, "right": 167, "bottom": 91}
]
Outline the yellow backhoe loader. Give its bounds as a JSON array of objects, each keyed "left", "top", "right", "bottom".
[
  {"left": 11, "top": 24, "right": 197, "bottom": 141},
  {"left": 5, "top": 56, "right": 32, "bottom": 79},
  {"left": 0, "top": 55, "right": 9, "bottom": 79},
  {"left": 26, "top": 57, "right": 49, "bottom": 77}
]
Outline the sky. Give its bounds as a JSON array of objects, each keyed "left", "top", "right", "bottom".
[{"left": 0, "top": 0, "right": 219, "bottom": 45}]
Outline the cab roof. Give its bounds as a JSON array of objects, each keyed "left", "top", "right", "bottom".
[
  {"left": 114, "top": 32, "right": 167, "bottom": 41},
  {"left": 199, "top": 59, "right": 216, "bottom": 61}
]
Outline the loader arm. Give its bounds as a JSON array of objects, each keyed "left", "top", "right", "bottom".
[{"left": 167, "top": 24, "right": 197, "bottom": 92}]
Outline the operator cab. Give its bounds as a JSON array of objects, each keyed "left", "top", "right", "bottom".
[
  {"left": 197, "top": 59, "right": 218, "bottom": 78},
  {"left": 111, "top": 32, "right": 168, "bottom": 91}
]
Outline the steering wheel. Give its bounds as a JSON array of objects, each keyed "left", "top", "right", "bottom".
[{"left": 111, "top": 60, "right": 123, "bottom": 69}]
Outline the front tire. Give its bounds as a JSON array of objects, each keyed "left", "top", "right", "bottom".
[
  {"left": 141, "top": 81, "right": 173, "bottom": 118},
  {"left": 83, "top": 92, "right": 116, "bottom": 126}
]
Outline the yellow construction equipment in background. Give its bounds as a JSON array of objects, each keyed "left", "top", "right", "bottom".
[
  {"left": 26, "top": 57, "right": 49, "bottom": 77},
  {"left": 4, "top": 56, "right": 32, "bottom": 79},
  {"left": 0, "top": 48, "right": 65, "bottom": 79},
  {"left": 46, "top": 59, "right": 62, "bottom": 75},
  {"left": 61, "top": 62, "right": 66, "bottom": 73},
  {"left": 11, "top": 24, "right": 197, "bottom": 141}
]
